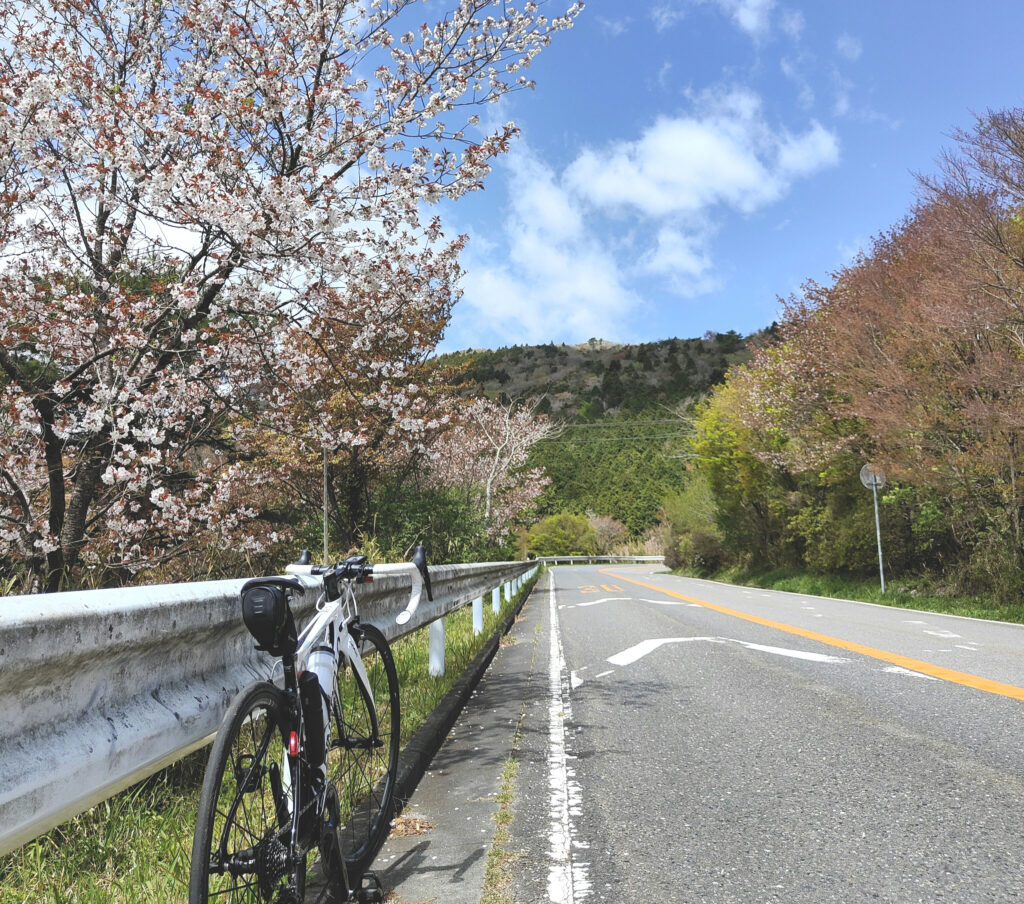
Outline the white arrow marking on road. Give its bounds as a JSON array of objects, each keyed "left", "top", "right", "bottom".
[
  {"left": 607, "top": 637, "right": 721, "bottom": 666},
  {"left": 735, "top": 640, "right": 847, "bottom": 662},
  {"left": 607, "top": 637, "right": 850, "bottom": 667},
  {"left": 883, "top": 666, "right": 938, "bottom": 681},
  {"left": 575, "top": 597, "right": 629, "bottom": 608}
]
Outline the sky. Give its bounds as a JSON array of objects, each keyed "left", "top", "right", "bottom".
[{"left": 436, "top": 0, "right": 1024, "bottom": 352}]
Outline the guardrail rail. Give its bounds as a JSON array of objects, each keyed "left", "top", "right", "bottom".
[{"left": 0, "top": 560, "right": 539, "bottom": 857}]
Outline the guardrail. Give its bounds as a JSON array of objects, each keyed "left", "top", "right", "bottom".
[
  {"left": 536, "top": 554, "right": 665, "bottom": 565},
  {"left": 0, "top": 560, "right": 536, "bottom": 857}
]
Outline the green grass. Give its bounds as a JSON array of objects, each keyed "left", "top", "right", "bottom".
[
  {"left": 707, "top": 566, "right": 1024, "bottom": 624},
  {"left": 0, "top": 576, "right": 537, "bottom": 904},
  {"left": 480, "top": 606, "right": 541, "bottom": 904}
]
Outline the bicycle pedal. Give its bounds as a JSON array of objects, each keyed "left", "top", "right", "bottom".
[{"left": 354, "top": 872, "right": 384, "bottom": 903}]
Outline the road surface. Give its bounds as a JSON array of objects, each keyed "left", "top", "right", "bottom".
[{"left": 505, "top": 564, "right": 1024, "bottom": 904}]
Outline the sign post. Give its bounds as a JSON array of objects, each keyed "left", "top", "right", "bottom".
[{"left": 860, "top": 464, "right": 886, "bottom": 593}]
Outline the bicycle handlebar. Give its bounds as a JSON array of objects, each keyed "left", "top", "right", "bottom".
[{"left": 285, "top": 546, "right": 432, "bottom": 625}]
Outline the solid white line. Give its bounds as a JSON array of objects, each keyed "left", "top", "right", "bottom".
[{"left": 547, "top": 576, "right": 589, "bottom": 903}]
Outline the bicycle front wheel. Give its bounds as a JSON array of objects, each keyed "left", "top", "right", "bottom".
[
  {"left": 190, "top": 682, "right": 307, "bottom": 904},
  {"left": 328, "top": 621, "right": 400, "bottom": 881}
]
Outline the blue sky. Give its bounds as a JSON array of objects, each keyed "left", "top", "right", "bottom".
[{"left": 437, "top": 0, "right": 1024, "bottom": 351}]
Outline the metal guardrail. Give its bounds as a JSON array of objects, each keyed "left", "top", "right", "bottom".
[
  {"left": 537, "top": 554, "right": 665, "bottom": 565},
  {"left": 0, "top": 560, "right": 536, "bottom": 857}
]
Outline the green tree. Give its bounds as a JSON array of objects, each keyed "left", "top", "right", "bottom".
[{"left": 527, "top": 513, "right": 597, "bottom": 556}]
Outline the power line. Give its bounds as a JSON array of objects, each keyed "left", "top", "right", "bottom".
[
  {"left": 556, "top": 418, "right": 686, "bottom": 429},
  {"left": 536, "top": 432, "right": 686, "bottom": 444}
]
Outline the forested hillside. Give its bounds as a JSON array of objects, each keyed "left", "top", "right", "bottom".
[
  {"left": 446, "top": 331, "right": 751, "bottom": 419},
  {"left": 441, "top": 331, "right": 755, "bottom": 541}
]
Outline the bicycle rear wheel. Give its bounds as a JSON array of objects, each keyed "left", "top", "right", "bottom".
[
  {"left": 328, "top": 621, "right": 400, "bottom": 884},
  {"left": 190, "top": 682, "right": 307, "bottom": 904}
]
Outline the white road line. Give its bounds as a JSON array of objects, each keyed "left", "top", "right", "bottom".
[
  {"left": 575, "top": 597, "right": 629, "bottom": 608},
  {"left": 548, "top": 577, "right": 589, "bottom": 903}
]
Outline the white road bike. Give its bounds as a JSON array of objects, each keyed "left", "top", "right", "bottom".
[{"left": 189, "top": 548, "right": 432, "bottom": 904}]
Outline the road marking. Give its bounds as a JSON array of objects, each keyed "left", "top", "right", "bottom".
[
  {"left": 602, "top": 570, "right": 1024, "bottom": 702},
  {"left": 607, "top": 637, "right": 719, "bottom": 666},
  {"left": 607, "top": 636, "right": 848, "bottom": 667},
  {"left": 577, "top": 585, "right": 598, "bottom": 593},
  {"left": 574, "top": 597, "right": 629, "bottom": 608},
  {"left": 547, "top": 576, "right": 589, "bottom": 903},
  {"left": 599, "top": 584, "right": 622, "bottom": 592},
  {"left": 884, "top": 666, "right": 938, "bottom": 681},
  {"left": 735, "top": 640, "right": 847, "bottom": 662}
]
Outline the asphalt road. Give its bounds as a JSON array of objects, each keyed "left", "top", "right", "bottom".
[{"left": 505, "top": 565, "right": 1024, "bottom": 904}]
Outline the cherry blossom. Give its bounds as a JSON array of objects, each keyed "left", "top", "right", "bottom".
[{"left": 0, "top": 0, "right": 581, "bottom": 590}]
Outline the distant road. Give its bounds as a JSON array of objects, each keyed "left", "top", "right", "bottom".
[{"left": 508, "top": 565, "right": 1024, "bottom": 904}]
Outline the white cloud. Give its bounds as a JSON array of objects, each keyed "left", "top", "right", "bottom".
[
  {"left": 726, "top": 0, "right": 775, "bottom": 38},
  {"left": 565, "top": 88, "right": 839, "bottom": 219},
  {"left": 836, "top": 33, "right": 862, "bottom": 60},
  {"left": 781, "top": 56, "right": 815, "bottom": 109},
  {"left": 448, "top": 90, "right": 840, "bottom": 347},
  {"left": 453, "top": 148, "right": 642, "bottom": 346},
  {"left": 598, "top": 17, "right": 630, "bottom": 37},
  {"left": 777, "top": 122, "right": 840, "bottom": 178},
  {"left": 779, "top": 8, "right": 805, "bottom": 40},
  {"left": 639, "top": 227, "right": 720, "bottom": 296},
  {"left": 651, "top": 3, "right": 686, "bottom": 32}
]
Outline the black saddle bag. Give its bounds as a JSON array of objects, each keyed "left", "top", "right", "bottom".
[{"left": 240, "top": 578, "right": 300, "bottom": 657}]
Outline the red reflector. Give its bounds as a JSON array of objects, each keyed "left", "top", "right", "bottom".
[
  {"left": 364, "top": 575, "right": 373, "bottom": 583},
  {"left": 288, "top": 731, "right": 299, "bottom": 756}
]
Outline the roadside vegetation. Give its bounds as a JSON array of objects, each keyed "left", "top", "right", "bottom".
[{"left": 659, "top": 108, "right": 1024, "bottom": 618}]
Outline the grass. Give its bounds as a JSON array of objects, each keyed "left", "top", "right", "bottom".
[
  {"left": 0, "top": 575, "right": 537, "bottom": 904},
  {"left": 707, "top": 566, "right": 1024, "bottom": 624},
  {"left": 480, "top": 614, "right": 541, "bottom": 904},
  {"left": 479, "top": 757, "right": 521, "bottom": 904}
]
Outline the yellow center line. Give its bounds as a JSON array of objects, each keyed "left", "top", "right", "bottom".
[{"left": 601, "top": 569, "right": 1024, "bottom": 702}]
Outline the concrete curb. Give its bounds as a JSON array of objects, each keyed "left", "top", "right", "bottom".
[{"left": 392, "top": 576, "right": 535, "bottom": 814}]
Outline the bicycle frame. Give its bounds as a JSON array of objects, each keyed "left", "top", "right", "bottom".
[
  {"left": 278, "top": 561, "right": 424, "bottom": 840},
  {"left": 284, "top": 560, "right": 424, "bottom": 722}
]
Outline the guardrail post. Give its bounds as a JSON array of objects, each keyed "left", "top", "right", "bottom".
[
  {"left": 429, "top": 619, "right": 445, "bottom": 677},
  {"left": 472, "top": 596, "right": 483, "bottom": 635},
  {"left": 491, "top": 586, "right": 501, "bottom": 613}
]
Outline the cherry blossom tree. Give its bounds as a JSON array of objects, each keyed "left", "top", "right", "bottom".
[
  {"left": 0, "top": 0, "right": 581, "bottom": 590},
  {"left": 427, "top": 397, "right": 557, "bottom": 539}
]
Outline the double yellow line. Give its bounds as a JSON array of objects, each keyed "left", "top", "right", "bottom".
[{"left": 603, "top": 569, "right": 1024, "bottom": 702}]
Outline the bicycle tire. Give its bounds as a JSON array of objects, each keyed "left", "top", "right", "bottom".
[
  {"left": 190, "top": 682, "right": 308, "bottom": 904},
  {"left": 328, "top": 620, "right": 400, "bottom": 885}
]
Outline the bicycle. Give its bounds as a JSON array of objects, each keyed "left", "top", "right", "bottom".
[{"left": 189, "top": 547, "right": 433, "bottom": 904}]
